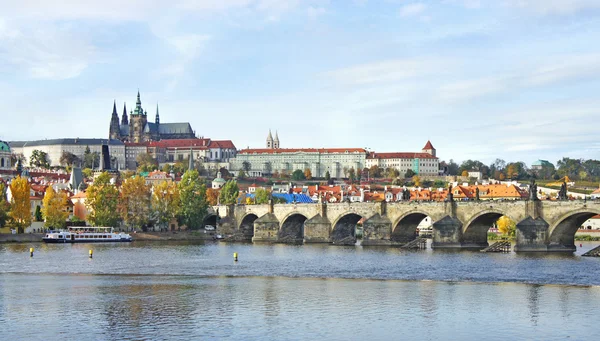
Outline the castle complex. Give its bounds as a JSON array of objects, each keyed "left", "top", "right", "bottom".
[{"left": 109, "top": 91, "right": 195, "bottom": 143}]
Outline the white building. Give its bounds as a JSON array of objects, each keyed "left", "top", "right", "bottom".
[
  {"left": 124, "top": 142, "right": 148, "bottom": 170},
  {"left": 146, "top": 138, "right": 236, "bottom": 172},
  {"left": 0, "top": 140, "right": 11, "bottom": 170},
  {"left": 10, "top": 138, "right": 125, "bottom": 169},
  {"left": 365, "top": 141, "right": 439, "bottom": 177}
]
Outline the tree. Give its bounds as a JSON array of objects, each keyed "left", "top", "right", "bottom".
[
  {"left": 325, "top": 171, "right": 331, "bottom": 181},
  {"left": 136, "top": 153, "right": 158, "bottom": 173},
  {"left": 82, "top": 168, "right": 93, "bottom": 179},
  {"left": 255, "top": 188, "right": 270, "bottom": 204},
  {"left": 405, "top": 169, "right": 416, "bottom": 178},
  {"left": 387, "top": 168, "right": 400, "bottom": 179},
  {"left": 304, "top": 168, "right": 312, "bottom": 180},
  {"left": 461, "top": 170, "right": 469, "bottom": 177},
  {"left": 9, "top": 176, "right": 31, "bottom": 233},
  {"left": 152, "top": 180, "right": 181, "bottom": 230},
  {"left": 497, "top": 216, "right": 516, "bottom": 238},
  {"left": 206, "top": 188, "right": 219, "bottom": 206},
  {"left": 0, "top": 183, "right": 9, "bottom": 227},
  {"left": 412, "top": 175, "right": 421, "bottom": 187},
  {"left": 162, "top": 164, "right": 172, "bottom": 173},
  {"left": 499, "top": 172, "right": 506, "bottom": 181},
  {"left": 83, "top": 146, "right": 100, "bottom": 169},
  {"left": 178, "top": 170, "right": 208, "bottom": 229},
  {"left": 29, "top": 149, "right": 50, "bottom": 169},
  {"left": 348, "top": 168, "right": 356, "bottom": 182},
  {"left": 11, "top": 153, "right": 26, "bottom": 167},
  {"left": 264, "top": 162, "right": 272, "bottom": 176},
  {"left": 343, "top": 166, "right": 349, "bottom": 178},
  {"left": 59, "top": 151, "right": 80, "bottom": 167},
  {"left": 41, "top": 186, "right": 68, "bottom": 229},
  {"left": 369, "top": 165, "right": 383, "bottom": 178},
  {"left": 292, "top": 169, "right": 306, "bottom": 181},
  {"left": 86, "top": 172, "right": 120, "bottom": 227},
  {"left": 237, "top": 170, "right": 246, "bottom": 178},
  {"left": 242, "top": 161, "right": 251, "bottom": 173},
  {"left": 119, "top": 176, "right": 151, "bottom": 231},
  {"left": 446, "top": 159, "right": 459, "bottom": 176},
  {"left": 219, "top": 180, "right": 240, "bottom": 205},
  {"left": 34, "top": 206, "right": 43, "bottom": 222}
]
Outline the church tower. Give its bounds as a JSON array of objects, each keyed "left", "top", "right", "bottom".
[
  {"left": 273, "top": 130, "right": 280, "bottom": 149},
  {"left": 129, "top": 90, "right": 148, "bottom": 143},
  {"left": 266, "top": 129, "right": 274, "bottom": 149},
  {"left": 109, "top": 101, "right": 120, "bottom": 140},
  {"left": 422, "top": 140, "right": 436, "bottom": 157},
  {"left": 121, "top": 103, "right": 128, "bottom": 125}
]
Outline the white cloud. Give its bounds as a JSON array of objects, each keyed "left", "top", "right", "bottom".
[
  {"left": 307, "top": 6, "right": 327, "bottom": 19},
  {"left": 399, "top": 3, "right": 427, "bottom": 17},
  {"left": 505, "top": 0, "right": 600, "bottom": 15}
]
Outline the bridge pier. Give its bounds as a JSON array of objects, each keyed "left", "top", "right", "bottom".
[
  {"left": 304, "top": 214, "right": 331, "bottom": 243},
  {"left": 252, "top": 213, "right": 280, "bottom": 243},
  {"left": 362, "top": 214, "right": 394, "bottom": 246},
  {"left": 514, "top": 217, "right": 549, "bottom": 252},
  {"left": 431, "top": 216, "right": 463, "bottom": 249}
]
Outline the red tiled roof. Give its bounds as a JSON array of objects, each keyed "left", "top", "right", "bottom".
[
  {"left": 147, "top": 138, "right": 211, "bottom": 148},
  {"left": 208, "top": 140, "right": 236, "bottom": 149},
  {"left": 367, "top": 152, "right": 438, "bottom": 159},
  {"left": 124, "top": 142, "right": 148, "bottom": 147},
  {"left": 423, "top": 140, "right": 435, "bottom": 150},
  {"left": 239, "top": 148, "right": 367, "bottom": 154}
]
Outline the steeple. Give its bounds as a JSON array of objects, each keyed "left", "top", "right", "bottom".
[
  {"left": 155, "top": 103, "right": 160, "bottom": 125},
  {"left": 121, "top": 103, "right": 128, "bottom": 125},
  {"left": 274, "top": 130, "right": 280, "bottom": 149},
  {"left": 112, "top": 100, "right": 117, "bottom": 116},
  {"left": 188, "top": 147, "right": 194, "bottom": 171},
  {"left": 266, "top": 129, "right": 274, "bottom": 149},
  {"left": 134, "top": 90, "right": 143, "bottom": 116},
  {"left": 109, "top": 100, "right": 120, "bottom": 140}
]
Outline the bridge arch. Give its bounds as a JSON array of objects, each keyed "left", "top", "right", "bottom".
[
  {"left": 462, "top": 209, "right": 514, "bottom": 249},
  {"left": 202, "top": 214, "right": 218, "bottom": 229},
  {"left": 240, "top": 213, "right": 259, "bottom": 238},
  {"left": 391, "top": 211, "right": 432, "bottom": 243},
  {"left": 548, "top": 208, "right": 600, "bottom": 250},
  {"left": 279, "top": 213, "right": 309, "bottom": 242},
  {"left": 331, "top": 213, "right": 364, "bottom": 245}
]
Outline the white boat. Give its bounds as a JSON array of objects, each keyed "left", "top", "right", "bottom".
[{"left": 42, "top": 227, "right": 133, "bottom": 243}]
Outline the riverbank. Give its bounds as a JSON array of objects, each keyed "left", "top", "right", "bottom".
[{"left": 0, "top": 231, "right": 216, "bottom": 243}]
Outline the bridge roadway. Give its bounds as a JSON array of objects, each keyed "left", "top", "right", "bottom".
[{"left": 209, "top": 200, "right": 600, "bottom": 252}]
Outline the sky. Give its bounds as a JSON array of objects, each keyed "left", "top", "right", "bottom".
[{"left": 0, "top": 0, "right": 599, "bottom": 166}]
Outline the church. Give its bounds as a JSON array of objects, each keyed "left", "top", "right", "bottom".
[{"left": 109, "top": 91, "right": 196, "bottom": 143}]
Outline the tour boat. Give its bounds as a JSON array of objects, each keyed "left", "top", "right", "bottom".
[{"left": 42, "top": 227, "right": 133, "bottom": 243}]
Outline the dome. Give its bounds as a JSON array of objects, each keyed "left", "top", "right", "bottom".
[{"left": 0, "top": 141, "right": 10, "bottom": 153}]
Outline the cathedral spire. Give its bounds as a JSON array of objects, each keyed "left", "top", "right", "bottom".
[
  {"left": 121, "top": 103, "right": 128, "bottom": 125},
  {"left": 188, "top": 147, "right": 194, "bottom": 171},
  {"left": 155, "top": 103, "right": 160, "bottom": 125},
  {"left": 112, "top": 100, "right": 117, "bottom": 115}
]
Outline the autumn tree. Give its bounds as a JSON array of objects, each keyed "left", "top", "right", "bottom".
[
  {"left": 178, "top": 170, "right": 208, "bottom": 229},
  {"left": 412, "top": 175, "right": 421, "bottom": 187},
  {"left": 86, "top": 172, "right": 120, "bottom": 227},
  {"left": 9, "top": 176, "right": 31, "bottom": 233},
  {"left": 152, "top": 180, "right": 181, "bottom": 230},
  {"left": 41, "top": 186, "right": 68, "bottom": 229},
  {"left": 119, "top": 176, "right": 151, "bottom": 231},
  {"left": 405, "top": 169, "right": 416, "bottom": 178},
  {"left": 0, "top": 183, "right": 10, "bottom": 227},
  {"left": 255, "top": 188, "right": 270, "bottom": 204},
  {"left": 136, "top": 153, "right": 158, "bottom": 173},
  {"left": 206, "top": 188, "right": 219, "bottom": 206},
  {"left": 369, "top": 165, "right": 383, "bottom": 178},
  {"left": 304, "top": 168, "right": 312, "bottom": 180},
  {"left": 219, "top": 180, "right": 240, "bottom": 205},
  {"left": 386, "top": 168, "right": 400, "bottom": 179},
  {"left": 29, "top": 149, "right": 50, "bottom": 169},
  {"left": 59, "top": 151, "right": 80, "bottom": 167},
  {"left": 461, "top": 170, "right": 469, "bottom": 177},
  {"left": 496, "top": 216, "right": 516, "bottom": 238},
  {"left": 347, "top": 167, "right": 356, "bottom": 182}
]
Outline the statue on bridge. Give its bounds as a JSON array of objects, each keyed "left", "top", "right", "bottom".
[
  {"left": 447, "top": 184, "right": 454, "bottom": 202},
  {"left": 558, "top": 182, "right": 568, "bottom": 201},
  {"left": 402, "top": 188, "right": 411, "bottom": 201},
  {"left": 475, "top": 187, "right": 480, "bottom": 201},
  {"left": 529, "top": 179, "right": 538, "bottom": 201}
]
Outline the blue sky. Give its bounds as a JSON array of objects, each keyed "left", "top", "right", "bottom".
[{"left": 1, "top": 0, "right": 599, "bottom": 166}]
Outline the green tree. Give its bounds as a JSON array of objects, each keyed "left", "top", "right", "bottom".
[
  {"left": 136, "top": 153, "right": 158, "bottom": 173},
  {"left": 82, "top": 168, "right": 93, "bottom": 179},
  {"left": 119, "top": 176, "right": 151, "bottom": 231},
  {"left": 219, "top": 180, "right": 240, "bottom": 205},
  {"left": 264, "top": 162, "right": 272, "bottom": 176},
  {"left": 29, "top": 149, "right": 50, "bottom": 169},
  {"left": 0, "top": 183, "right": 9, "bottom": 227},
  {"left": 83, "top": 146, "right": 100, "bottom": 169},
  {"left": 238, "top": 170, "right": 246, "bottom": 178},
  {"left": 34, "top": 206, "right": 43, "bottom": 222},
  {"left": 255, "top": 188, "right": 270, "bottom": 204},
  {"left": 9, "top": 176, "right": 31, "bottom": 233},
  {"left": 292, "top": 169, "right": 305, "bottom": 181},
  {"left": 59, "top": 151, "right": 80, "bottom": 167},
  {"left": 41, "top": 186, "right": 68, "bottom": 229},
  {"left": 405, "top": 169, "right": 416, "bottom": 178},
  {"left": 242, "top": 161, "right": 251, "bottom": 173},
  {"left": 325, "top": 171, "right": 331, "bottom": 181},
  {"left": 178, "top": 170, "right": 208, "bottom": 229},
  {"left": 369, "top": 165, "right": 383, "bottom": 178},
  {"left": 85, "top": 172, "right": 120, "bottom": 227},
  {"left": 152, "top": 180, "right": 181, "bottom": 230},
  {"left": 348, "top": 167, "right": 356, "bottom": 182}
]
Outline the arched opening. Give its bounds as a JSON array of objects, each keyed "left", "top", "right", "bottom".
[
  {"left": 332, "top": 213, "right": 362, "bottom": 245},
  {"left": 279, "top": 213, "right": 307, "bottom": 243},
  {"left": 240, "top": 214, "right": 258, "bottom": 238},
  {"left": 549, "top": 211, "right": 600, "bottom": 251},
  {"left": 0, "top": 158, "right": 4, "bottom": 168},
  {"left": 462, "top": 212, "right": 514, "bottom": 250},
  {"left": 203, "top": 214, "right": 217, "bottom": 229},
  {"left": 392, "top": 213, "right": 431, "bottom": 243}
]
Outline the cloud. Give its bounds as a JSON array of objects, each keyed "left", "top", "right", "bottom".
[
  {"left": 399, "top": 3, "right": 427, "bottom": 17},
  {"left": 505, "top": 0, "right": 600, "bottom": 15},
  {"left": 307, "top": 6, "right": 327, "bottom": 19}
]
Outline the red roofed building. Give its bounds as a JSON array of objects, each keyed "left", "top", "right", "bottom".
[{"left": 366, "top": 141, "right": 439, "bottom": 176}]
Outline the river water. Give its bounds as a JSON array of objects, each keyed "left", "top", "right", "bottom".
[{"left": 1, "top": 241, "right": 600, "bottom": 340}]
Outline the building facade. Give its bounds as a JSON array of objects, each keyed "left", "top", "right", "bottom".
[
  {"left": 124, "top": 143, "right": 148, "bottom": 170},
  {"left": 365, "top": 141, "right": 439, "bottom": 176},
  {"left": 10, "top": 139, "right": 125, "bottom": 169},
  {"left": 0, "top": 140, "right": 11, "bottom": 170},
  {"left": 109, "top": 91, "right": 196, "bottom": 143}
]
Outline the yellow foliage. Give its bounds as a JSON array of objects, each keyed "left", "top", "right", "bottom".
[
  {"left": 152, "top": 180, "right": 181, "bottom": 229},
  {"left": 119, "top": 176, "right": 151, "bottom": 230},
  {"left": 461, "top": 170, "right": 469, "bottom": 177},
  {"left": 304, "top": 168, "right": 312, "bottom": 180},
  {"left": 9, "top": 176, "right": 31, "bottom": 233},
  {"left": 42, "top": 186, "right": 68, "bottom": 229},
  {"left": 497, "top": 216, "right": 516, "bottom": 237},
  {"left": 245, "top": 197, "right": 254, "bottom": 205},
  {"left": 206, "top": 188, "right": 219, "bottom": 206},
  {"left": 412, "top": 175, "right": 421, "bottom": 187}
]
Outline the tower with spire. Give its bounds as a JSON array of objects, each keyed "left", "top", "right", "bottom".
[
  {"left": 109, "top": 101, "right": 121, "bottom": 140},
  {"left": 266, "top": 129, "right": 274, "bottom": 149},
  {"left": 155, "top": 104, "right": 160, "bottom": 125},
  {"left": 273, "top": 130, "right": 280, "bottom": 149},
  {"left": 121, "top": 103, "right": 128, "bottom": 125},
  {"left": 129, "top": 90, "right": 148, "bottom": 143}
]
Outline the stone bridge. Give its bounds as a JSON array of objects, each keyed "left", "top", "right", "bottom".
[{"left": 208, "top": 200, "right": 600, "bottom": 252}]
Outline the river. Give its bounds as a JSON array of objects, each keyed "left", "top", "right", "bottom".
[{"left": 1, "top": 241, "right": 599, "bottom": 340}]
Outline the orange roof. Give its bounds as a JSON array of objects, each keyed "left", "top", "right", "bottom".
[
  {"left": 423, "top": 140, "right": 435, "bottom": 150},
  {"left": 147, "top": 138, "right": 210, "bottom": 149},
  {"left": 208, "top": 140, "right": 236, "bottom": 149},
  {"left": 367, "top": 152, "right": 437, "bottom": 159},
  {"left": 239, "top": 148, "right": 367, "bottom": 155},
  {"left": 71, "top": 191, "right": 87, "bottom": 199}
]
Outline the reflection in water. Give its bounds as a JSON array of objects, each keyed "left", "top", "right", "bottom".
[{"left": 527, "top": 285, "right": 541, "bottom": 326}]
